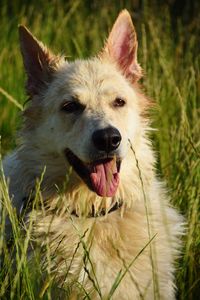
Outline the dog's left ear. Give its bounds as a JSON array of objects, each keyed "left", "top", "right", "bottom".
[
  {"left": 101, "top": 10, "right": 142, "bottom": 83},
  {"left": 19, "top": 25, "right": 63, "bottom": 96}
]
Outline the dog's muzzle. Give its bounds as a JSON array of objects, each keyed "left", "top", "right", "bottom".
[{"left": 65, "top": 126, "right": 122, "bottom": 197}]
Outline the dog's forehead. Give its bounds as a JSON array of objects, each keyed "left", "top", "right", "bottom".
[{"left": 54, "top": 58, "right": 133, "bottom": 104}]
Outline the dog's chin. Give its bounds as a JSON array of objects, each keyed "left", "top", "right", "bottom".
[{"left": 64, "top": 149, "right": 121, "bottom": 197}]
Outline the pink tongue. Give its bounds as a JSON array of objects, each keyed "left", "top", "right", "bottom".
[{"left": 90, "top": 159, "right": 119, "bottom": 197}]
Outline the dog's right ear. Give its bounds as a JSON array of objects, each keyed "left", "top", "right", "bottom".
[
  {"left": 19, "top": 25, "right": 62, "bottom": 96},
  {"left": 100, "top": 10, "right": 142, "bottom": 83}
]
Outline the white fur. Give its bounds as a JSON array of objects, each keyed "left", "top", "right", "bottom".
[{"left": 3, "top": 11, "right": 183, "bottom": 299}]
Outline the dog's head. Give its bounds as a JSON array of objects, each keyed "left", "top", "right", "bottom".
[{"left": 19, "top": 10, "right": 148, "bottom": 199}]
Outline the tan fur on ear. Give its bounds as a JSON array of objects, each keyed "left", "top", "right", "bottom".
[
  {"left": 19, "top": 25, "right": 63, "bottom": 96},
  {"left": 100, "top": 10, "right": 142, "bottom": 83}
]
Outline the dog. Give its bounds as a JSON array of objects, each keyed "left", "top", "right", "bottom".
[{"left": 3, "top": 10, "right": 183, "bottom": 299}]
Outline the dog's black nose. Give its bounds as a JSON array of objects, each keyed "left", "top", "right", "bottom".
[{"left": 92, "top": 127, "right": 121, "bottom": 152}]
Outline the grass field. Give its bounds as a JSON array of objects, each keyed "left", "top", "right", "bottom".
[{"left": 0, "top": 1, "right": 199, "bottom": 299}]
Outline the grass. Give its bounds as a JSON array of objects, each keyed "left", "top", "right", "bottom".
[{"left": 0, "top": 0, "right": 199, "bottom": 299}]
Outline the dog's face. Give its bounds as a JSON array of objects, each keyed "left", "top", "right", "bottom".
[{"left": 19, "top": 10, "right": 146, "bottom": 198}]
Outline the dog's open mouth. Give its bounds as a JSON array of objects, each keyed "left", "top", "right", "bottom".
[{"left": 64, "top": 149, "right": 121, "bottom": 197}]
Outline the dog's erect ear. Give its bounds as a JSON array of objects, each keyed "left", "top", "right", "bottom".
[
  {"left": 19, "top": 25, "right": 62, "bottom": 96},
  {"left": 101, "top": 10, "right": 142, "bottom": 83}
]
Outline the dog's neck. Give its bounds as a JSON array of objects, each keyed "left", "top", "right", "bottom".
[{"left": 20, "top": 194, "right": 123, "bottom": 218}]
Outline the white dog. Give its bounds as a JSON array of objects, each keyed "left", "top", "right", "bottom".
[{"left": 3, "top": 10, "right": 183, "bottom": 299}]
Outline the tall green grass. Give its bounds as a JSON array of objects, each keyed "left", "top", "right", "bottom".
[{"left": 0, "top": 1, "right": 199, "bottom": 299}]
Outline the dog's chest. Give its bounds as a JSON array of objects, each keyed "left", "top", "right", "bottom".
[{"left": 33, "top": 209, "right": 153, "bottom": 299}]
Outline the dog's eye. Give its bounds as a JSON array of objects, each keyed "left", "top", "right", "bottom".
[
  {"left": 61, "top": 101, "right": 85, "bottom": 113},
  {"left": 113, "top": 98, "right": 126, "bottom": 108}
]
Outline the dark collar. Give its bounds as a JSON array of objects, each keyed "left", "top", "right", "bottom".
[
  {"left": 71, "top": 200, "right": 123, "bottom": 218},
  {"left": 20, "top": 197, "right": 123, "bottom": 218}
]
